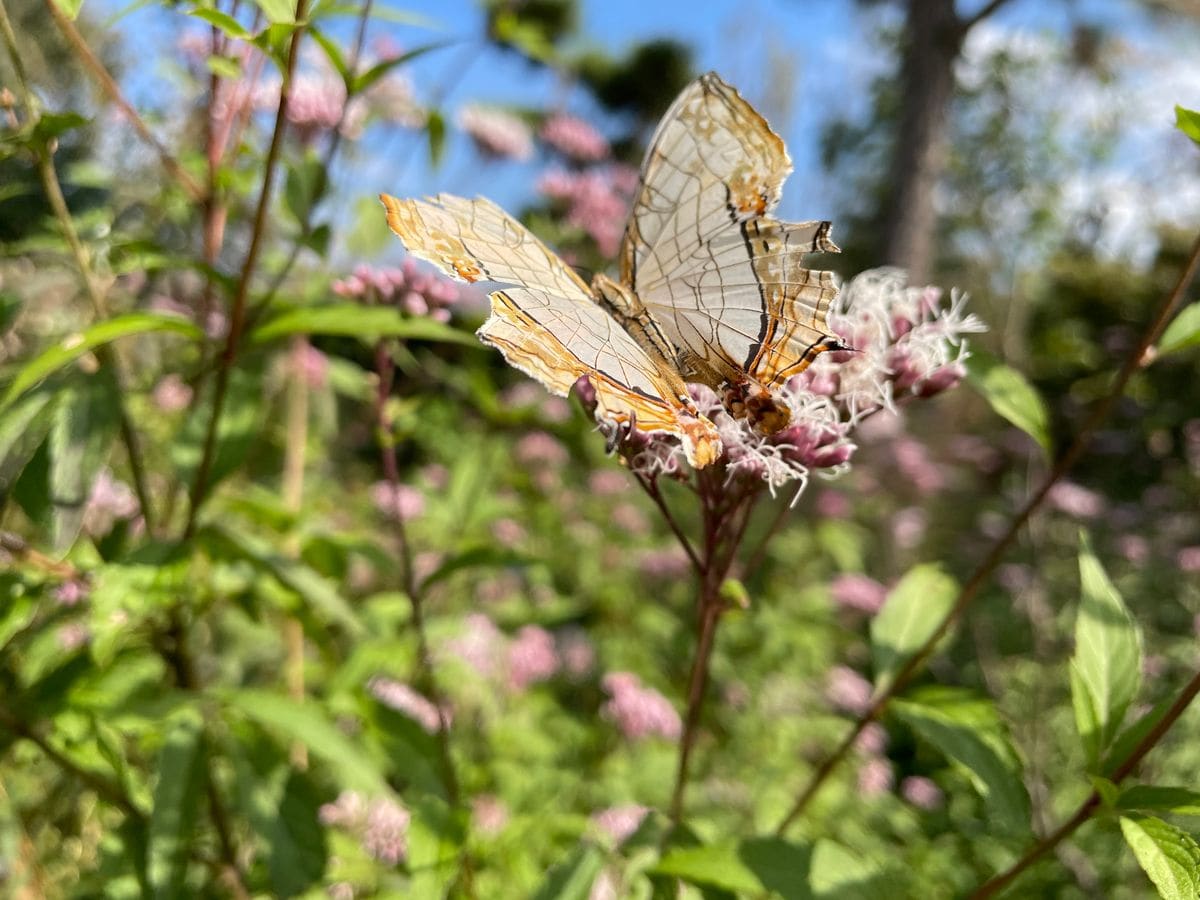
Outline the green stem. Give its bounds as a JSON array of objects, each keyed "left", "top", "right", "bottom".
[
  {"left": 969, "top": 667, "right": 1200, "bottom": 898},
  {"left": 184, "top": 0, "right": 312, "bottom": 536}
]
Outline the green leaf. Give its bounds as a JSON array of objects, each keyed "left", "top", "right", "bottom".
[
  {"left": 147, "top": 713, "right": 206, "bottom": 900},
  {"left": 653, "top": 843, "right": 767, "bottom": 896},
  {"left": 426, "top": 109, "right": 446, "bottom": 167},
  {"left": 0, "top": 313, "right": 203, "bottom": 412},
  {"left": 187, "top": 8, "right": 251, "bottom": 40},
  {"left": 531, "top": 844, "right": 604, "bottom": 900},
  {"left": 50, "top": 0, "right": 84, "bottom": 19},
  {"left": 1119, "top": 786, "right": 1200, "bottom": 816},
  {"left": 1071, "top": 532, "right": 1142, "bottom": 767},
  {"left": 251, "top": 0, "right": 295, "bottom": 24},
  {"left": 1158, "top": 303, "right": 1200, "bottom": 357},
  {"left": 1104, "top": 696, "right": 1175, "bottom": 777},
  {"left": 965, "top": 351, "right": 1052, "bottom": 459},
  {"left": 250, "top": 304, "right": 478, "bottom": 347},
  {"left": 48, "top": 374, "right": 119, "bottom": 552},
  {"left": 893, "top": 688, "right": 1031, "bottom": 834},
  {"left": 301, "top": 222, "right": 331, "bottom": 257},
  {"left": 870, "top": 564, "right": 958, "bottom": 693},
  {"left": 309, "top": 27, "right": 350, "bottom": 85},
  {"left": 33, "top": 111, "right": 90, "bottom": 143},
  {"left": 311, "top": 1, "right": 439, "bottom": 28},
  {"left": 224, "top": 689, "right": 390, "bottom": 795},
  {"left": 418, "top": 544, "right": 527, "bottom": 592},
  {"left": 205, "top": 55, "right": 242, "bottom": 80},
  {"left": 1120, "top": 815, "right": 1200, "bottom": 900},
  {"left": 1175, "top": 105, "right": 1200, "bottom": 147},
  {"left": 351, "top": 41, "right": 452, "bottom": 94},
  {"left": 809, "top": 840, "right": 889, "bottom": 900},
  {"left": 199, "top": 524, "right": 364, "bottom": 637},
  {"left": 0, "top": 387, "right": 58, "bottom": 496},
  {"left": 283, "top": 153, "right": 326, "bottom": 226},
  {"left": 365, "top": 700, "right": 449, "bottom": 797},
  {"left": 232, "top": 745, "right": 326, "bottom": 898}
]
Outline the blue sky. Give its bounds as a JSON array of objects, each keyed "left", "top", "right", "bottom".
[{"left": 99, "top": 0, "right": 1199, "bottom": 264}]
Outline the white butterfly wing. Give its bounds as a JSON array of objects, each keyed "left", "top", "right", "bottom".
[
  {"left": 380, "top": 194, "right": 721, "bottom": 466},
  {"left": 621, "top": 73, "right": 841, "bottom": 389}
]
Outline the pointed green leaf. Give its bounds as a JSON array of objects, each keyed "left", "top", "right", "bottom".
[
  {"left": 309, "top": 27, "right": 350, "bottom": 85},
  {"left": 809, "top": 839, "right": 890, "bottom": 899},
  {"left": 966, "top": 351, "right": 1052, "bottom": 459},
  {"left": 188, "top": 8, "right": 251, "bottom": 40},
  {"left": 1158, "top": 303, "right": 1200, "bottom": 357},
  {"left": 199, "top": 524, "right": 364, "bottom": 637},
  {"left": 50, "top": 0, "right": 84, "bottom": 19},
  {"left": 426, "top": 109, "right": 446, "bottom": 167},
  {"left": 250, "top": 304, "right": 478, "bottom": 346},
  {"left": 531, "top": 844, "right": 604, "bottom": 900},
  {"left": 870, "top": 564, "right": 958, "bottom": 693},
  {"left": 283, "top": 153, "right": 326, "bottom": 226},
  {"left": 893, "top": 688, "right": 1030, "bottom": 834},
  {"left": 0, "top": 387, "right": 58, "bottom": 495},
  {"left": 418, "top": 544, "right": 527, "bottom": 592},
  {"left": 251, "top": 0, "right": 295, "bottom": 24},
  {"left": 1104, "top": 695, "right": 1175, "bottom": 777},
  {"left": 652, "top": 843, "right": 768, "bottom": 895},
  {"left": 205, "top": 55, "right": 242, "bottom": 80},
  {"left": 147, "top": 713, "right": 206, "bottom": 900},
  {"left": 351, "top": 41, "right": 452, "bottom": 94},
  {"left": 1175, "top": 106, "right": 1200, "bottom": 147},
  {"left": 1119, "top": 787, "right": 1200, "bottom": 816},
  {"left": 1071, "top": 532, "right": 1142, "bottom": 767},
  {"left": 224, "top": 689, "right": 390, "bottom": 795},
  {"left": 0, "top": 313, "right": 203, "bottom": 411},
  {"left": 1120, "top": 815, "right": 1200, "bottom": 900},
  {"left": 48, "top": 375, "right": 120, "bottom": 551}
]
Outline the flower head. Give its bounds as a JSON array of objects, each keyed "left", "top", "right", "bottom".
[
  {"left": 540, "top": 113, "right": 609, "bottom": 161},
  {"left": 367, "top": 676, "right": 447, "bottom": 733},
  {"left": 601, "top": 672, "right": 682, "bottom": 741},
  {"left": 457, "top": 104, "right": 534, "bottom": 161},
  {"left": 333, "top": 259, "right": 460, "bottom": 321},
  {"left": 507, "top": 625, "right": 560, "bottom": 691}
]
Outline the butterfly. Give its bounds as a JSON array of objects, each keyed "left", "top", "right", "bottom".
[{"left": 380, "top": 72, "right": 843, "bottom": 468}]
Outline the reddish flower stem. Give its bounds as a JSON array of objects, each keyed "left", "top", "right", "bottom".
[{"left": 775, "top": 228, "right": 1200, "bottom": 834}]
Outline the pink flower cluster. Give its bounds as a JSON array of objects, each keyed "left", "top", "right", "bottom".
[
  {"left": 600, "top": 672, "right": 682, "bottom": 741},
  {"left": 829, "top": 573, "right": 888, "bottom": 616},
  {"left": 442, "top": 615, "right": 594, "bottom": 689},
  {"left": 589, "top": 268, "right": 983, "bottom": 494},
  {"left": 537, "top": 166, "right": 639, "bottom": 257},
  {"left": 590, "top": 804, "right": 651, "bottom": 845},
  {"left": 369, "top": 481, "right": 425, "bottom": 521},
  {"left": 319, "top": 791, "right": 411, "bottom": 865},
  {"left": 332, "top": 259, "right": 460, "bottom": 321},
  {"left": 456, "top": 104, "right": 534, "bottom": 161},
  {"left": 83, "top": 470, "right": 139, "bottom": 537},
  {"left": 367, "top": 676, "right": 448, "bottom": 733},
  {"left": 540, "top": 113, "right": 609, "bottom": 161}
]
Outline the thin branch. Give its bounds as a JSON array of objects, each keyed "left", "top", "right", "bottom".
[
  {"left": 634, "top": 474, "right": 703, "bottom": 574},
  {"left": 970, "top": 667, "right": 1200, "bottom": 898},
  {"left": 373, "top": 340, "right": 461, "bottom": 807},
  {"left": 959, "top": 0, "right": 1017, "bottom": 34},
  {"left": 42, "top": 0, "right": 205, "bottom": 202},
  {"left": 0, "top": 531, "right": 79, "bottom": 578},
  {"left": 775, "top": 229, "right": 1200, "bottom": 833},
  {"left": 184, "top": 0, "right": 312, "bottom": 536},
  {"left": 0, "top": 0, "right": 155, "bottom": 532}
]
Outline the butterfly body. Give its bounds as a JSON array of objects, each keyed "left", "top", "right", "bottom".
[{"left": 381, "top": 72, "right": 843, "bottom": 468}]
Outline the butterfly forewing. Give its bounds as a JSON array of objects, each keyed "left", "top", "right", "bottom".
[{"left": 379, "top": 193, "right": 721, "bottom": 467}]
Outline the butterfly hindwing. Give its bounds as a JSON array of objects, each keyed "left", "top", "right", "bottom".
[
  {"left": 621, "top": 72, "right": 841, "bottom": 390},
  {"left": 379, "top": 193, "right": 721, "bottom": 467}
]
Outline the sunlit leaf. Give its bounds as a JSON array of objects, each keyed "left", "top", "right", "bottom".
[
  {"left": 808, "top": 839, "right": 890, "bottom": 899},
  {"left": 351, "top": 41, "right": 452, "bottom": 94},
  {"left": 1119, "top": 786, "right": 1200, "bottom": 816},
  {"left": 652, "top": 843, "right": 766, "bottom": 896},
  {"left": 283, "top": 153, "right": 326, "bottom": 225},
  {"left": 1120, "top": 815, "right": 1200, "bottom": 900},
  {"left": 250, "top": 304, "right": 478, "bottom": 347},
  {"left": 1158, "top": 303, "right": 1200, "bottom": 357},
  {"left": 147, "top": 712, "right": 206, "bottom": 899},
  {"left": 205, "top": 55, "right": 242, "bottom": 80},
  {"left": 251, "top": 0, "right": 295, "bottom": 24},
  {"left": 965, "top": 351, "right": 1052, "bottom": 459},
  {"left": 1071, "top": 532, "right": 1142, "bottom": 767},
  {"left": 1103, "top": 695, "right": 1174, "bottom": 777},
  {"left": 1175, "top": 105, "right": 1200, "bottom": 147},
  {"left": 418, "top": 544, "right": 527, "bottom": 592},
  {"left": 188, "top": 8, "right": 251, "bottom": 40},
  {"left": 893, "top": 687, "right": 1031, "bottom": 834},
  {"left": 0, "top": 313, "right": 203, "bottom": 411},
  {"left": 224, "top": 689, "right": 390, "bottom": 795},
  {"left": 50, "top": 0, "right": 84, "bottom": 20},
  {"left": 870, "top": 564, "right": 958, "bottom": 693}
]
